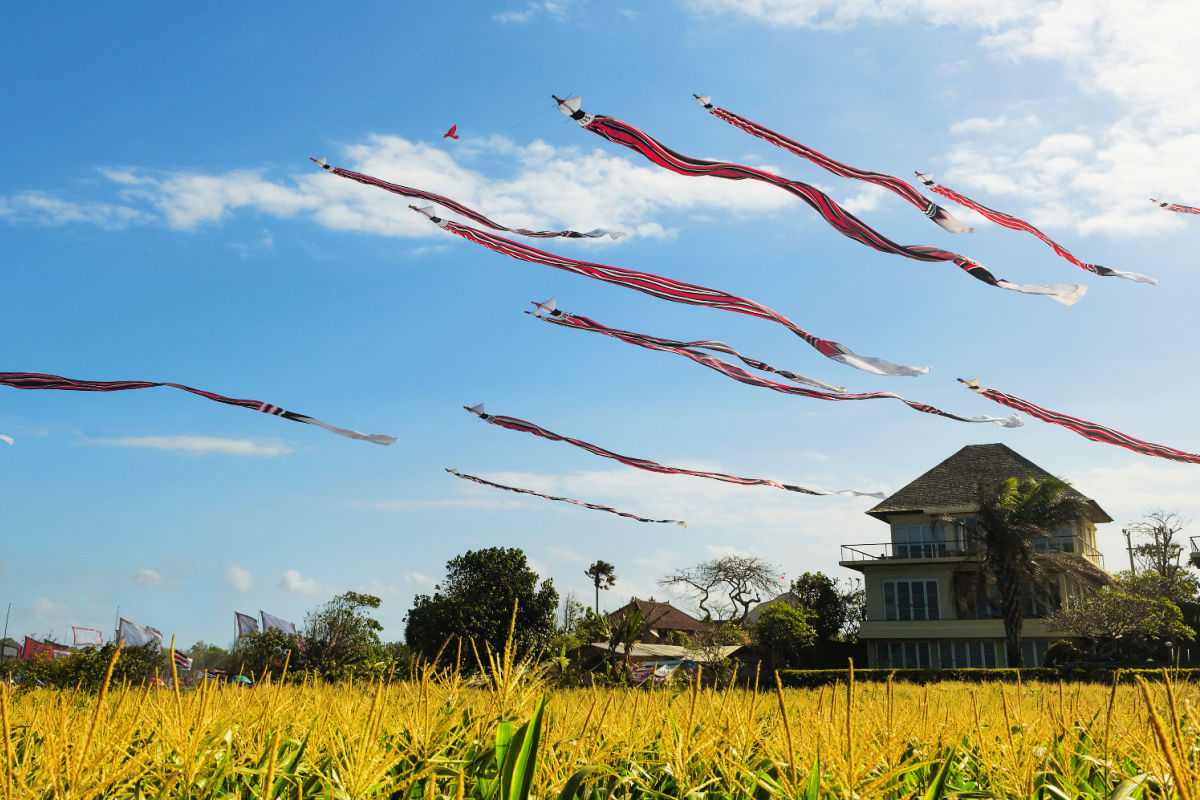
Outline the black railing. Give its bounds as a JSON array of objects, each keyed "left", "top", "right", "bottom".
[{"left": 841, "top": 535, "right": 1105, "bottom": 567}]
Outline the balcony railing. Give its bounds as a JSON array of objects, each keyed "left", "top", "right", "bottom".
[{"left": 841, "top": 536, "right": 1104, "bottom": 567}]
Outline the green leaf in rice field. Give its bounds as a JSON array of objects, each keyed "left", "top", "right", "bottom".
[
  {"left": 500, "top": 696, "right": 546, "bottom": 800},
  {"left": 557, "top": 766, "right": 595, "bottom": 800},
  {"left": 922, "top": 746, "right": 955, "bottom": 800},
  {"left": 1107, "top": 774, "right": 1148, "bottom": 800}
]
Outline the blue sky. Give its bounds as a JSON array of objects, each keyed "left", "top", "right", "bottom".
[{"left": 3, "top": 1, "right": 1199, "bottom": 649}]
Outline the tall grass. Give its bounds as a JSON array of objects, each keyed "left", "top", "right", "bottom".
[{"left": 3, "top": 656, "right": 1197, "bottom": 798}]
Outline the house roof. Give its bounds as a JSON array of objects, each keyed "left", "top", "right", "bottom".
[
  {"left": 607, "top": 598, "right": 707, "bottom": 632},
  {"left": 581, "top": 642, "right": 744, "bottom": 661},
  {"left": 867, "top": 443, "right": 1112, "bottom": 523}
]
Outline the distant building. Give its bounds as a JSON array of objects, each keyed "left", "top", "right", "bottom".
[
  {"left": 841, "top": 444, "right": 1111, "bottom": 669},
  {"left": 606, "top": 598, "right": 708, "bottom": 643}
]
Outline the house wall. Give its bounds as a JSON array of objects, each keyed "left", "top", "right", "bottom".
[{"left": 849, "top": 510, "right": 1106, "bottom": 668}]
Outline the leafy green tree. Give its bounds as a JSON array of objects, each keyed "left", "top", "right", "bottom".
[
  {"left": 302, "top": 591, "right": 384, "bottom": 678},
  {"left": 574, "top": 609, "right": 610, "bottom": 644},
  {"left": 752, "top": 603, "right": 816, "bottom": 669},
  {"left": 185, "top": 641, "right": 230, "bottom": 672},
  {"left": 1124, "top": 510, "right": 1198, "bottom": 606},
  {"left": 788, "top": 572, "right": 863, "bottom": 641},
  {"left": 974, "top": 476, "right": 1092, "bottom": 667},
  {"left": 231, "top": 629, "right": 296, "bottom": 680},
  {"left": 2, "top": 641, "right": 164, "bottom": 690},
  {"left": 1047, "top": 582, "right": 1195, "bottom": 660},
  {"left": 584, "top": 560, "right": 617, "bottom": 612},
  {"left": 404, "top": 547, "right": 558, "bottom": 664}
]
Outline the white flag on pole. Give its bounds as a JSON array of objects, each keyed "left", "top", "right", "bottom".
[
  {"left": 117, "top": 618, "right": 162, "bottom": 650},
  {"left": 260, "top": 611, "right": 296, "bottom": 635},
  {"left": 235, "top": 611, "right": 259, "bottom": 638},
  {"left": 72, "top": 626, "right": 104, "bottom": 647}
]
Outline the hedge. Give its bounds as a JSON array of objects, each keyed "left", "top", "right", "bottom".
[{"left": 776, "top": 666, "right": 1200, "bottom": 688}]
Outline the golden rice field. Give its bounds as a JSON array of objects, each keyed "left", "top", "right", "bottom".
[{"left": 2, "top": 655, "right": 1196, "bottom": 799}]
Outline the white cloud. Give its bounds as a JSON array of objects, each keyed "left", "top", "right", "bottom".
[
  {"left": 404, "top": 572, "right": 436, "bottom": 590},
  {"left": 93, "top": 436, "right": 295, "bottom": 457},
  {"left": 546, "top": 544, "right": 589, "bottom": 564},
  {"left": 691, "top": 0, "right": 1200, "bottom": 237},
  {"left": 226, "top": 564, "right": 254, "bottom": 592},
  {"left": 0, "top": 192, "right": 150, "bottom": 228},
  {"left": 6, "top": 133, "right": 794, "bottom": 243},
  {"left": 280, "top": 569, "right": 322, "bottom": 595},
  {"left": 31, "top": 596, "right": 71, "bottom": 621},
  {"left": 135, "top": 568, "right": 163, "bottom": 586},
  {"left": 494, "top": 0, "right": 577, "bottom": 23}
]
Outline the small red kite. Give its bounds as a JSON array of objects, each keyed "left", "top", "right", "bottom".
[{"left": 443, "top": 124, "right": 459, "bottom": 140}]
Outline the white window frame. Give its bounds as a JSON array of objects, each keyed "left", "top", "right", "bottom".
[
  {"left": 876, "top": 640, "right": 932, "bottom": 669},
  {"left": 938, "top": 640, "right": 997, "bottom": 669},
  {"left": 883, "top": 578, "right": 940, "bottom": 621}
]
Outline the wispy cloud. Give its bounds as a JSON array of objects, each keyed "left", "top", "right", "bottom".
[
  {"left": 0, "top": 192, "right": 150, "bottom": 228},
  {"left": 691, "top": 0, "right": 1200, "bottom": 238},
  {"left": 3, "top": 134, "right": 792, "bottom": 243},
  {"left": 226, "top": 564, "right": 254, "bottom": 592},
  {"left": 494, "top": 0, "right": 577, "bottom": 23},
  {"left": 280, "top": 569, "right": 323, "bottom": 595},
  {"left": 135, "top": 569, "right": 163, "bottom": 586},
  {"left": 93, "top": 436, "right": 295, "bottom": 457}
]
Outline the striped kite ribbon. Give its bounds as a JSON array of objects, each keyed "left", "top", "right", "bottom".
[
  {"left": 553, "top": 96, "right": 1084, "bottom": 305},
  {"left": 529, "top": 304, "right": 1022, "bottom": 428},
  {"left": 311, "top": 157, "right": 623, "bottom": 239},
  {"left": 0, "top": 373, "right": 396, "bottom": 445},
  {"left": 1151, "top": 198, "right": 1200, "bottom": 215},
  {"left": 914, "top": 174, "right": 1156, "bottom": 284},
  {"left": 465, "top": 403, "right": 885, "bottom": 498},
  {"left": 445, "top": 468, "right": 687, "bottom": 526},
  {"left": 412, "top": 208, "right": 928, "bottom": 377},
  {"left": 694, "top": 95, "right": 973, "bottom": 234},
  {"left": 958, "top": 378, "right": 1200, "bottom": 464},
  {"left": 531, "top": 299, "right": 845, "bottom": 392}
]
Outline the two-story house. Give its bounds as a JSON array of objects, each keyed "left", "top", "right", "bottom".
[{"left": 840, "top": 443, "right": 1111, "bottom": 669}]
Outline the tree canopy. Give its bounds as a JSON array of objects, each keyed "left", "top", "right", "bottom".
[
  {"left": 974, "top": 476, "right": 1093, "bottom": 667},
  {"left": 1047, "top": 579, "right": 1195, "bottom": 660},
  {"left": 752, "top": 603, "right": 816, "bottom": 669},
  {"left": 787, "top": 572, "right": 864, "bottom": 641},
  {"left": 301, "top": 590, "right": 384, "bottom": 678},
  {"left": 584, "top": 560, "right": 617, "bottom": 613},
  {"left": 660, "top": 554, "right": 779, "bottom": 623},
  {"left": 404, "top": 546, "right": 558, "bottom": 664}
]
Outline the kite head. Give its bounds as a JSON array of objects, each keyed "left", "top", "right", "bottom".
[
  {"left": 552, "top": 94, "right": 594, "bottom": 126},
  {"left": 464, "top": 403, "right": 489, "bottom": 419},
  {"left": 310, "top": 157, "right": 330, "bottom": 170},
  {"left": 531, "top": 298, "right": 560, "bottom": 316},
  {"left": 693, "top": 93, "right": 714, "bottom": 109},
  {"left": 958, "top": 377, "right": 983, "bottom": 391},
  {"left": 584, "top": 228, "right": 627, "bottom": 240},
  {"left": 914, "top": 171, "right": 935, "bottom": 186},
  {"left": 1150, "top": 197, "right": 1170, "bottom": 208},
  {"left": 410, "top": 205, "right": 449, "bottom": 228}
]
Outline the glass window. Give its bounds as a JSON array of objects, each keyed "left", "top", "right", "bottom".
[
  {"left": 1020, "top": 640, "right": 1051, "bottom": 667},
  {"left": 938, "top": 640, "right": 998, "bottom": 668},
  {"left": 883, "top": 579, "right": 939, "bottom": 620},
  {"left": 876, "top": 640, "right": 931, "bottom": 669},
  {"left": 893, "top": 524, "right": 942, "bottom": 558}
]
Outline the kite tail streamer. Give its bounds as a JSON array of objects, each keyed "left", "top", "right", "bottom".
[
  {"left": 532, "top": 299, "right": 846, "bottom": 392},
  {"left": 693, "top": 94, "right": 974, "bottom": 234},
  {"left": 445, "top": 468, "right": 687, "bottom": 526},
  {"left": 1151, "top": 198, "right": 1200, "bottom": 215},
  {"left": 310, "top": 157, "right": 624, "bottom": 240},
  {"left": 554, "top": 95, "right": 1084, "bottom": 305},
  {"left": 913, "top": 173, "right": 1156, "bottom": 285},
  {"left": 0, "top": 434, "right": 12, "bottom": 445},
  {"left": 959, "top": 378, "right": 1200, "bottom": 464},
  {"left": 0, "top": 372, "right": 396, "bottom": 445},
  {"left": 413, "top": 206, "right": 929, "bottom": 377},
  {"left": 465, "top": 403, "right": 883, "bottom": 497},
  {"left": 529, "top": 305, "right": 1022, "bottom": 428}
]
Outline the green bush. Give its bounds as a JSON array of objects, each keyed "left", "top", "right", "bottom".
[{"left": 776, "top": 665, "right": 1200, "bottom": 688}]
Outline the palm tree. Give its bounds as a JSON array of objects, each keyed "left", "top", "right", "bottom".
[
  {"left": 974, "top": 476, "right": 1092, "bottom": 667},
  {"left": 585, "top": 560, "right": 617, "bottom": 613}
]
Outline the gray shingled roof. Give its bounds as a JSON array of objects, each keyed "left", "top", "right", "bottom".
[{"left": 867, "top": 443, "right": 1112, "bottom": 523}]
